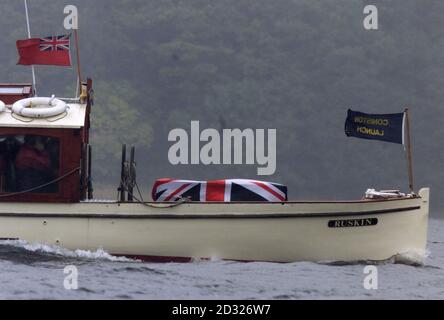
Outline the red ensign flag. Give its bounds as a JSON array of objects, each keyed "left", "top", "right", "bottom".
[{"left": 16, "top": 35, "right": 72, "bottom": 66}]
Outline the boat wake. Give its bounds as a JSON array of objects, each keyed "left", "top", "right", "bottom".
[
  {"left": 393, "top": 249, "right": 431, "bottom": 267},
  {"left": 0, "top": 240, "right": 137, "bottom": 263},
  {"left": 317, "top": 249, "right": 430, "bottom": 267}
]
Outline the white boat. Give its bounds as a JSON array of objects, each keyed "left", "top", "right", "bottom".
[{"left": 0, "top": 82, "right": 430, "bottom": 263}]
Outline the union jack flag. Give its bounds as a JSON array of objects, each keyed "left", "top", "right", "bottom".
[
  {"left": 39, "top": 35, "right": 71, "bottom": 52},
  {"left": 152, "top": 179, "right": 288, "bottom": 202}
]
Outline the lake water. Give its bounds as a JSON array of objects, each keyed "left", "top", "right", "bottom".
[{"left": 0, "top": 218, "right": 443, "bottom": 300}]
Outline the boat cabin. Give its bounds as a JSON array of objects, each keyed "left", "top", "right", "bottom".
[{"left": 0, "top": 80, "right": 93, "bottom": 203}]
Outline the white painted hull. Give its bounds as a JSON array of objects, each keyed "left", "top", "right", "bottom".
[{"left": 0, "top": 188, "right": 430, "bottom": 263}]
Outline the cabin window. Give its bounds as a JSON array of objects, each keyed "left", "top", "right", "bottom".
[{"left": 0, "top": 135, "right": 60, "bottom": 194}]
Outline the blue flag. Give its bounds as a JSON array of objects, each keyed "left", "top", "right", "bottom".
[{"left": 345, "top": 109, "right": 405, "bottom": 145}]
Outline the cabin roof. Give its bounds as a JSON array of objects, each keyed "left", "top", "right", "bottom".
[{"left": 0, "top": 102, "right": 87, "bottom": 129}]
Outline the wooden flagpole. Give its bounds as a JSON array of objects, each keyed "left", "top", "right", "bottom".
[
  {"left": 24, "top": 0, "right": 37, "bottom": 96},
  {"left": 404, "top": 108, "right": 414, "bottom": 194},
  {"left": 74, "top": 29, "right": 83, "bottom": 97}
]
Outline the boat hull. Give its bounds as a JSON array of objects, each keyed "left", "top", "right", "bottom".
[{"left": 0, "top": 188, "right": 430, "bottom": 263}]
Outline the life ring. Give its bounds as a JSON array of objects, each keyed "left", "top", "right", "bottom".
[
  {"left": 0, "top": 100, "right": 5, "bottom": 113},
  {"left": 12, "top": 96, "right": 67, "bottom": 118}
]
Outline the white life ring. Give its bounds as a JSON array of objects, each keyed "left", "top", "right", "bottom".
[
  {"left": 0, "top": 100, "right": 5, "bottom": 113},
  {"left": 12, "top": 97, "right": 67, "bottom": 118}
]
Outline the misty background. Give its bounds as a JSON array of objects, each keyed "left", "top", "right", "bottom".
[{"left": 1, "top": 0, "right": 443, "bottom": 215}]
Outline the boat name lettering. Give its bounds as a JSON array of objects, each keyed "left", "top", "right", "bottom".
[{"left": 328, "top": 218, "right": 378, "bottom": 228}]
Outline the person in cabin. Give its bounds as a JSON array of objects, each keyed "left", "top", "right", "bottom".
[{"left": 15, "top": 135, "right": 54, "bottom": 193}]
